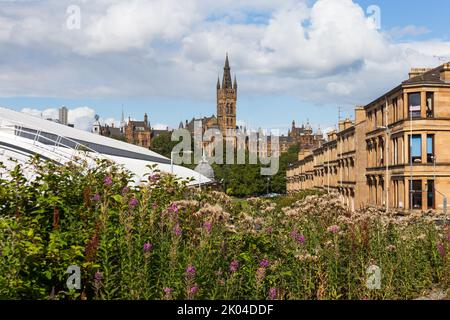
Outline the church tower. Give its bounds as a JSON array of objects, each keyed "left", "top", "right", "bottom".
[{"left": 217, "top": 53, "right": 237, "bottom": 137}]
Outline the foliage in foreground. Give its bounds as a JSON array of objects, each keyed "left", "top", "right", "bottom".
[{"left": 0, "top": 157, "right": 448, "bottom": 300}]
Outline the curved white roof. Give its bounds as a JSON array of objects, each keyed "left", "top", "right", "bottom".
[{"left": 0, "top": 107, "right": 210, "bottom": 186}]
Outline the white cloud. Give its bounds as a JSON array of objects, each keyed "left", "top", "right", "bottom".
[
  {"left": 0, "top": 0, "right": 449, "bottom": 107},
  {"left": 389, "top": 25, "right": 430, "bottom": 39},
  {"left": 152, "top": 123, "right": 171, "bottom": 130},
  {"left": 21, "top": 106, "right": 97, "bottom": 131}
]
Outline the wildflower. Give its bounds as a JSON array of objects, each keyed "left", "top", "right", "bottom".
[
  {"left": 173, "top": 225, "right": 182, "bottom": 237},
  {"left": 143, "top": 242, "right": 153, "bottom": 253},
  {"left": 92, "top": 193, "right": 101, "bottom": 202},
  {"left": 256, "top": 267, "right": 266, "bottom": 282},
  {"left": 104, "top": 176, "right": 113, "bottom": 186},
  {"left": 266, "top": 227, "right": 273, "bottom": 234},
  {"left": 203, "top": 220, "right": 213, "bottom": 233},
  {"left": 129, "top": 198, "right": 138, "bottom": 208},
  {"left": 94, "top": 271, "right": 103, "bottom": 282},
  {"left": 327, "top": 225, "right": 340, "bottom": 234},
  {"left": 163, "top": 287, "right": 173, "bottom": 299},
  {"left": 152, "top": 202, "right": 158, "bottom": 210},
  {"left": 122, "top": 186, "right": 129, "bottom": 195},
  {"left": 290, "top": 230, "right": 306, "bottom": 244},
  {"left": 188, "top": 285, "right": 199, "bottom": 299},
  {"left": 268, "top": 288, "right": 277, "bottom": 300},
  {"left": 186, "top": 265, "right": 196, "bottom": 278},
  {"left": 447, "top": 234, "right": 450, "bottom": 242},
  {"left": 150, "top": 173, "right": 160, "bottom": 183},
  {"left": 169, "top": 203, "right": 179, "bottom": 213},
  {"left": 436, "top": 243, "right": 446, "bottom": 257},
  {"left": 229, "top": 260, "right": 239, "bottom": 273},
  {"left": 260, "top": 258, "right": 270, "bottom": 268}
]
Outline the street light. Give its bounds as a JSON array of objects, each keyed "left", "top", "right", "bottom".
[
  {"left": 170, "top": 150, "right": 193, "bottom": 174},
  {"left": 378, "top": 125, "right": 391, "bottom": 213}
]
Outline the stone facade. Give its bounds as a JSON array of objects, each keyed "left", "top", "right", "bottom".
[
  {"left": 124, "top": 113, "right": 152, "bottom": 149},
  {"left": 287, "top": 62, "right": 450, "bottom": 213}
]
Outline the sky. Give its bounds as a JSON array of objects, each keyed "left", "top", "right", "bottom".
[{"left": 0, "top": 0, "right": 449, "bottom": 133}]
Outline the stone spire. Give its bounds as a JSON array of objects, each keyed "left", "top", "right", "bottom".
[
  {"left": 233, "top": 75, "right": 237, "bottom": 90},
  {"left": 222, "top": 53, "right": 232, "bottom": 89}
]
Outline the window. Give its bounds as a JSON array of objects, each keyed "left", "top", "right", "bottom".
[
  {"left": 427, "top": 180, "right": 435, "bottom": 209},
  {"left": 410, "top": 180, "right": 422, "bottom": 209},
  {"left": 427, "top": 135, "right": 435, "bottom": 163},
  {"left": 409, "top": 134, "right": 422, "bottom": 163},
  {"left": 408, "top": 93, "right": 421, "bottom": 119},
  {"left": 393, "top": 97, "right": 398, "bottom": 122},
  {"left": 426, "top": 92, "right": 434, "bottom": 118}
]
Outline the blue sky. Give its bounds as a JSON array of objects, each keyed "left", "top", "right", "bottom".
[{"left": 0, "top": 0, "right": 449, "bottom": 133}]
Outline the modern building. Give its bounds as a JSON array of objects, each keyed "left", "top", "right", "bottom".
[
  {"left": 0, "top": 107, "right": 211, "bottom": 187},
  {"left": 59, "top": 106, "right": 69, "bottom": 126},
  {"left": 287, "top": 62, "right": 450, "bottom": 213}
]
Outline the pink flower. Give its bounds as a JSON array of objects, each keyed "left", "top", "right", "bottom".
[
  {"left": 290, "top": 230, "right": 305, "bottom": 244},
  {"left": 121, "top": 186, "right": 130, "bottom": 195},
  {"left": 437, "top": 242, "right": 446, "bottom": 257},
  {"left": 94, "top": 271, "right": 103, "bottom": 282},
  {"left": 188, "top": 285, "right": 199, "bottom": 299},
  {"left": 268, "top": 288, "right": 277, "bottom": 300},
  {"left": 229, "top": 260, "right": 239, "bottom": 273},
  {"left": 129, "top": 198, "right": 138, "bottom": 208},
  {"left": 173, "top": 225, "right": 182, "bottom": 237},
  {"left": 143, "top": 242, "right": 153, "bottom": 252},
  {"left": 163, "top": 287, "right": 173, "bottom": 299},
  {"left": 104, "top": 176, "right": 113, "bottom": 186},
  {"left": 186, "top": 264, "right": 196, "bottom": 278},
  {"left": 92, "top": 193, "right": 101, "bottom": 202},
  {"left": 266, "top": 227, "right": 273, "bottom": 234},
  {"left": 169, "top": 203, "right": 178, "bottom": 213},
  {"left": 203, "top": 220, "right": 213, "bottom": 233},
  {"left": 152, "top": 202, "right": 158, "bottom": 210},
  {"left": 260, "top": 258, "right": 269, "bottom": 268},
  {"left": 446, "top": 235, "right": 450, "bottom": 242}
]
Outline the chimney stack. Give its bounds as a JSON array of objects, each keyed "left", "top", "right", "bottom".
[
  {"left": 408, "top": 68, "right": 432, "bottom": 79},
  {"left": 355, "top": 106, "right": 365, "bottom": 124},
  {"left": 440, "top": 62, "right": 450, "bottom": 82}
]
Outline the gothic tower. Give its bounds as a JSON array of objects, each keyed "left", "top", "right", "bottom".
[{"left": 217, "top": 53, "right": 237, "bottom": 136}]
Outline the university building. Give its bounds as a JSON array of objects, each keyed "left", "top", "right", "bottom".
[{"left": 287, "top": 62, "right": 450, "bottom": 212}]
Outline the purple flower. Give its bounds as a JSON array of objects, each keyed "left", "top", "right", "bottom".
[
  {"left": 163, "top": 287, "right": 172, "bottom": 298},
  {"left": 268, "top": 288, "right": 277, "bottom": 300},
  {"left": 260, "top": 258, "right": 269, "bottom": 268},
  {"left": 186, "top": 264, "right": 196, "bottom": 278},
  {"left": 150, "top": 173, "right": 160, "bottom": 183},
  {"left": 169, "top": 203, "right": 179, "bottom": 213},
  {"left": 229, "top": 260, "right": 239, "bottom": 273},
  {"left": 437, "top": 242, "right": 446, "bottom": 257},
  {"left": 173, "top": 225, "right": 182, "bottom": 237},
  {"left": 92, "top": 193, "right": 101, "bottom": 202},
  {"left": 129, "top": 198, "right": 138, "bottom": 208},
  {"left": 188, "top": 285, "right": 199, "bottom": 299},
  {"left": 122, "top": 186, "right": 130, "bottom": 195},
  {"left": 203, "top": 220, "right": 213, "bottom": 233},
  {"left": 104, "top": 176, "right": 113, "bottom": 186},
  {"left": 94, "top": 271, "right": 103, "bottom": 282},
  {"left": 143, "top": 242, "right": 153, "bottom": 253},
  {"left": 152, "top": 202, "right": 158, "bottom": 210},
  {"left": 290, "top": 230, "right": 306, "bottom": 244},
  {"left": 446, "top": 235, "right": 450, "bottom": 242}
]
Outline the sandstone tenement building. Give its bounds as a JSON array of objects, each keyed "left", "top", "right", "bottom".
[{"left": 287, "top": 62, "right": 450, "bottom": 212}]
